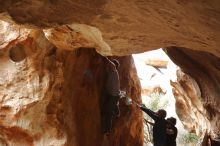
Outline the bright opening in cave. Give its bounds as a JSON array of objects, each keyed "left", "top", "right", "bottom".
[{"left": 133, "top": 49, "right": 199, "bottom": 146}]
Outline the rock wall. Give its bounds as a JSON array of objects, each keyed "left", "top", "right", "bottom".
[
  {"left": 0, "top": 1, "right": 220, "bottom": 145},
  {"left": 0, "top": 22, "right": 143, "bottom": 146},
  {"left": 61, "top": 49, "right": 143, "bottom": 146},
  {"left": 166, "top": 47, "right": 220, "bottom": 144}
]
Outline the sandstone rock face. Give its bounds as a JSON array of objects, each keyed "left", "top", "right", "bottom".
[
  {"left": 166, "top": 47, "right": 220, "bottom": 144},
  {"left": 43, "top": 24, "right": 111, "bottom": 55},
  {"left": 61, "top": 49, "right": 143, "bottom": 146},
  {"left": 170, "top": 70, "right": 210, "bottom": 136},
  {"left": 0, "top": 21, "right": 143, "bottom": 146},
  {"left": 0, "top": 0, "right": 220, "bottom": 56},
  {"left": 0, "top": 27, "right": 65, "bottom": 146}
]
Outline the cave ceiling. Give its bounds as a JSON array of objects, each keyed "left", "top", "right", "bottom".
[{"left": 0, "top": 0, "right": 219, "bottom": 56}]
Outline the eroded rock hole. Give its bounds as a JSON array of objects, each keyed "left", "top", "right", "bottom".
[{"left": 9, "top": 45, "right": 26, "bottom": 62}]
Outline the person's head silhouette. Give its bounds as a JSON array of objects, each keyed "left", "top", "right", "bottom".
[
  {"left": 156, "top": 109, "right": 167, "bottom": 119},
  {"left": 167, "top": 117, "right": 177, "bottom": 126}
]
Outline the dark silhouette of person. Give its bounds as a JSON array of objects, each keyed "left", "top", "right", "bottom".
[
  {"left": 139, "top": 104, "right": 167, "bottom": 146},
  {"left": 102, "top": 57, "right": 121, "bottom": 134},
  {"left": 166, "top": 117, "right": 178, "bottom": 146}
]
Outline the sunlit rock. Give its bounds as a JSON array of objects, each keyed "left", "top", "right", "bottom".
[
  {"left": 170, "top": 70, "right": 210, "bottom": 136},
  {"left": 0, "top": 20, "right": 30, "bottom": 49},
  {"left": 43, "top": 24, "right": 111, "bottom": 55},
  {"left": 167, "top": 47, "right": 220, "bottom": 144}
]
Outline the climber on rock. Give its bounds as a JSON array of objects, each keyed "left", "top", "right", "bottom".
[{"left": 102, "top": 57, "right": 122, "bottom": 135}]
